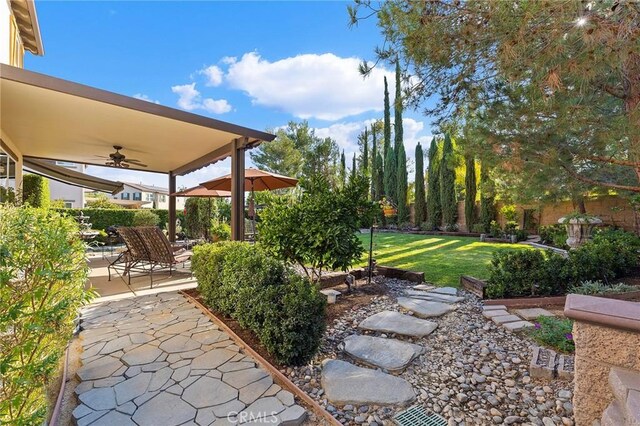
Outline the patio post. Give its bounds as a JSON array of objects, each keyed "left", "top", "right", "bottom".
[
  {"left": 231, "top": 137, "right": 246, "bottom": 241},
  {"left": 168, "top": 171, "right": 176, "bottom": 242}
]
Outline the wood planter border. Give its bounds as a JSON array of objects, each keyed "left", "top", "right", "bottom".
[{"left": 180, "top": 291, "right": 341, "bottom": 426}]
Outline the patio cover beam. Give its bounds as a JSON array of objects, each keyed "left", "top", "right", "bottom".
[{"left": 231, "top": 138, "right": 246, "bottom": 241}]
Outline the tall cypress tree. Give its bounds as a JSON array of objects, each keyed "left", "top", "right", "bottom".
[
  {"left": 383, "top": 77, "right": 392, "bottom": 159},
  {"left": 351, "top": 153, "right": 357, "bottom": 180},
  {"left": 374, "top": 152, "right": 384, "bottom": 201},
  {"left": 464, "top": 155, "right": 477, "bottom": 232},
  {"left": 394, "top": 60, "right": 403, "bottom": 158},
  {"left": 396, "top": 142, "right": 409, "bottom": 224},
  {"left": 440, "top": 133, "right": 457, "bottom": 230},
  {"left": 340, "top": 150, "right": 346, "bottom": 187},
  {"left": 371, "top": 125, "right": 377, "bottom": 199},
  {"left": 362, "top": 128, "right": 369, "bottom": 173},
  {"left": 414, "top": 143, "right": 426, "bottom": 226},
  {"left": 480, "top": 162, "right": 496, "bottom": 233},
  {"left": 426, "top": 137, "right": 442, "bottom": 229}
]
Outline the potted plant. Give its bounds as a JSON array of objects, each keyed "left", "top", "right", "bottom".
[
  {"left": 380, "top": 197, "right": 397, "bottom": 217},
  {"left": 558, "top": 212, "right": 602, "bottom": 249}
]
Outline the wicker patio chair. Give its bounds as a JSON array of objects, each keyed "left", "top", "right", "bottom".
[
  {"left": 133, "top": 226, "right": 192, "bottom": 287},
  {"left": 107, "top": 226, "right": 151, "bottom": 284}
]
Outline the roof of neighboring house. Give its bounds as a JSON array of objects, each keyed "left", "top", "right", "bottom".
[
  {"left": 123, "top": 182, "right": 169, "bottom": 195},
  {"left": 10, "top": 0, "right": 44, "bottom": 55}
]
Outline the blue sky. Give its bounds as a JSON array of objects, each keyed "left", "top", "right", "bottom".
[{"left": 26, "top": 1, "right": 434, "bottom": 188}]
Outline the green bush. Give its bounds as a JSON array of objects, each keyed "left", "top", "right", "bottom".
[
  {"left": 538, "top": 224, "right": 568, "bottom": 249},
  {"left": 53, "top": 208, "right": 173, "bottom": 231},
  {"left": 486, "top": 249, "right": 570, "bottom": 298},
  {"left": 568, "top": 280, "right": 638, "bottom": 295},
  {"left": 132, "top": 210, "right": 160, "bottom": 227},
  {"left": 259, "top": 175, "right": 376, "bottom": 281},
  {"left": 22, "top": 174, "right": 50, "bottom": 208},
  {"left": 528, "top": 316, "right": 575, "bottom": 354},
  {"left": 210, "top": 221, "right": 231, "bottom": 241},
  {"left": 0, "top": 206, "right": 94, "bottom": 424},
  {"left": 192, "top": 242, "right": 326, "bottom": 365}
]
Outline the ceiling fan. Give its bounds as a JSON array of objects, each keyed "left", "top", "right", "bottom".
[{"left": 97, "top": 146, "right": 148, "bottom": 168}]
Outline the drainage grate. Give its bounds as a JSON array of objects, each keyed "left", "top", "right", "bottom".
[{"left": 393, "top": 405, "right": 447, "bottom": 426}]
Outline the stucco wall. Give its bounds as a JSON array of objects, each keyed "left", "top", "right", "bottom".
[{"left": 0, "top": 0, "right": 11, "bottom": 65}]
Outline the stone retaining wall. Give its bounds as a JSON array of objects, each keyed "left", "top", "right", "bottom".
[{"left": 564, "top": 294, "right": 640, "bottom": 425}]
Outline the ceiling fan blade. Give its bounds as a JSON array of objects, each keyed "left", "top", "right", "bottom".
[{"left": 123, "top": 160, "right": 148, "bottom": 168}]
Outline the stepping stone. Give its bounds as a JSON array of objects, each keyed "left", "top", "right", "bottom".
[
  {"left": 342, "top": 335, "right": 423, "bottom": 372},
  {"left": 182, "top": 376, "right": 238, "bottom": 408},
  {"left": 320, "top": 289, "right": 341, "bottom": 304},
  {"left": 397, "top": 297, "right": 455, "bottom": 318},
  {"left": 412, "top": 284, "right": 435, "bottom": 291},
  {"left": 492, "top": 314, "right": 522, "bottom": 324},
  {"left": 482, "top": 309, "right": 510, "bottom": 318},
  {"left": 429, "top": 286, "right": 458, "bottom": 295},
  {"left": 278, "top": 405, "right": 307, "bottom": 425},
  {"left": 402, "top": 290, "right": 464, "bottom": 303},
  {"left": 358, "top": 311, "right": 438, "bottom": 338},
  {"left": 321, "top": 360, "right": 415, "bottom": 406},
  {"left": 132, "top": 392, "right": 196, "bottom": 426},
  {"left": 121, "top": 345, "right": 162, "bottom": 366},
  {"left": 114, "top": 372, "right": 152, "bottom": 404},
  {"left": 78, "top": 387, "right": 116, "bottom": 411},
  {"left": 503, "top": 321, "right": 535, "bottom": 331},
  {"left": 483, "top": 305, "right": 507, "bottom": 311},
  {"left": 513, "top": 308, "right": 556, "bottom": 320}
]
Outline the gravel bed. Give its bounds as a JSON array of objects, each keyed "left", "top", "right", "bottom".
[{"left": 280, "top": 277, "right": 575, "bottom": 426}]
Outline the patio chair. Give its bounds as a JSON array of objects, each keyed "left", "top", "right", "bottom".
[
  {"left": 131, "top": 226, "right": 192, "bottom": 287},
  {"left": 107, "top": 226, "right": 151, "bottom": 284}
]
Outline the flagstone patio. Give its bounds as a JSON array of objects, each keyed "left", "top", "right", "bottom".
[{"left": 73, "top": 291, "right": 307, "bottom": 426}]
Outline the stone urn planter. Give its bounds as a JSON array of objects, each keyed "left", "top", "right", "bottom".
[{"left": 558, "top": 216, "right": 602, "bottom": 249}]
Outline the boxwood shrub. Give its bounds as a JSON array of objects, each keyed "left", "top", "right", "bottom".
[
  {"left": 54, "top": 208, "right": 173, "bottom": 231},
  {"left": 486, "top": 228, "right": 640, "bottom": 298},
  {"left": 192, "top": 242, "right": 326, "bottom": 365}
]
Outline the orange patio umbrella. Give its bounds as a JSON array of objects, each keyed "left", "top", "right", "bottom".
[{"left": 171, "top": 186, "right": 231, "bottom": 198}]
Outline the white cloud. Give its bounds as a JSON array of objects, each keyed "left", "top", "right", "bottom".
[
  {"left": 225, "top": 52, "right": 395, "bottom": 121},
  {"left": 201, "top": 65, "right": 224, "bottom": 87},
  {"left": 171, "top": 82, "right": 231, "bottom": 114},
  {"left": 133, "top": 93, "right": 160, "bottom": 104}
]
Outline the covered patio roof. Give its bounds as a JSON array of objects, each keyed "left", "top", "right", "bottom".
[{"left": 0, "top": 64, "right": 274, "bottom": 175}]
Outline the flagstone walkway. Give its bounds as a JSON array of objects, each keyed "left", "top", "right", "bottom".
[{"left": 72, "top": 292, "right": 307, "bottom": 426}]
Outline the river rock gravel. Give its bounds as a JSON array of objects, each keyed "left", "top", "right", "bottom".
[{"left": 281, "top": 277, "right": 575, "bottom": 426}]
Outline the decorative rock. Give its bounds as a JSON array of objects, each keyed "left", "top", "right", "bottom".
[
  {"left": 321, "top": 360, "right": 415, "bottom": 406},
  {"left": 397, "top": 297, "right": 455, "bottom": 318},
  {"left": 513, "top": 308, "right": 556, "bottom": 321},
  {"left": 342, "top": 335, "right": 423, "bottom": 372},
  {"left": 358, "top": 310, "right": 438, "bottom": 337}
]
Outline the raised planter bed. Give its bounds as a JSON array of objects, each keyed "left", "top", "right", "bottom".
[{"left": 460, "top": 275, "right": 486, "bottom": 298}]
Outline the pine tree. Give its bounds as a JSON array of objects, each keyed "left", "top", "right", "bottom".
[
  {"left": 414, "top": 143, "right": 426, "bottom": 226},
  {"left": 362, "top": 128, "right": 369, "bottom": 173},
  {"left": 440, "top": 133, "right": 457, "bottom": 230},
  {"left": 396, "top": 142, "right": 409, "bottom": 224},
  {"left": 426, "top": 137, "right": 442, "bottom": 229},
  {"left": 464, "top": 155, "right": 477, "bottom": 232},
  {"left": 480, "top": 162, "right": 496, "bottom": 233},
  {"left": 340, "top": 150, "right": 346, "bottom": 187},
  {"left": 383, "top": 77, "right": 391, "bottom": 159}
]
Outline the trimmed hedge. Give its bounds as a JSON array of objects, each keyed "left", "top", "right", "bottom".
[
  {"left": 486, "top": 228, "right": 640, "bottom": 298},
  {"left": 54, "top": 208, "right": 181, "bottom": 231},
  {"left": 23, "top": 174, "right": 50, "bottom": 208},
  {"left": 0, "top": 206, "right": 94, "bottom": 424},
  {"left": 192, "top": 242, "right": 326, "bottom": 365}
]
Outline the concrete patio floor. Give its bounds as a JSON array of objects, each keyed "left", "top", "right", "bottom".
[{"left": 72, "top": 291, "right": 308, "bottom": 426}]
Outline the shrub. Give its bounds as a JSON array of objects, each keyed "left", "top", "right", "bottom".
[
  {"left": 22, "top": 174, "right": 50, "bottom": 208},
  {"left": 500, "top": 204, "right": 518, "bottom": 222},
  {"left": 86, "top": 193, "right": 121, "bottom": 209},
  {"left": 53, "top": 208, "right": 172, "bottom": 231},
  {"left": 0, "top": 206, "right": 94, "bottom": 424},
  {"left": 539, "top": 224, "right": 568, "bottom": 249},
  {"left": 210, "top": 221, "right": 231, "bottom": 241},
  {"left": 486, "top": 249, "right": 570, "bottom": 298},
  {"left": 259, "top": 175, "right": 376, "bottom": 281},
  {"left": 528, "top": 316, "right": 575, "bottom": 354},
  {"left": 192, "top": 242, "right": 326, "bottom": 365},
  {"left": 132, "top": 210, "right": 160, "bottom": 227},
  {"left": 489, "top": 220, "right": 503, "bottom": 238},
  {"left": 568, "top": 280, "right": 638, "bottom": 295},
  {"left": 471, "top": 223, "right": 485, "bottom": 233}
]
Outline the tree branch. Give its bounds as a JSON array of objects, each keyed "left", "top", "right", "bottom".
[
  {"left": 562, "top": 165, "right": 640, "bottom": 193},
  {"left": 588, "top": 156, "right": 639, "bottom": 168},
  {"left": 601, "top": 83, "right": 626, "bottom": 99}
]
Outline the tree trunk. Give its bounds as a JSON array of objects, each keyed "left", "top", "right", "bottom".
[{"left": 572, "top": 196, "right": 587, "bottom": 214}]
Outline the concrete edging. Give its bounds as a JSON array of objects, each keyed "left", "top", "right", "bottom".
[
  {"left": 180, "top": 291, "right": 341, "bottom": 426},
  {"left": 564, "top": 293, "right": 640, "bottom": 333}
]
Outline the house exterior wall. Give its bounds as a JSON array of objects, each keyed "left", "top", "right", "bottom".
[
  {"left": 47, "top": 162, "right": 86, "bottom": 208},
  {"left": 112, "top": 183, "right": 185, "bottom": 210},
  {"left": 0, "top": 0, "right": 25, "bottom": 67}
]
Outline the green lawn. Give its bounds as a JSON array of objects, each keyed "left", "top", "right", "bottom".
[{"left": 357, "top": 231, "right": 531, "bottom": 287}]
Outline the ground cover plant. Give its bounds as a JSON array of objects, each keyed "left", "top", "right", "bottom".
[
  {"left": 528, "top": 316, "right": 575, "bottom": 354},
  {"left": 568, "top": 280, "right": 638, "bottom": 296},
  {"left": 356, "top": 232, "right": 529, "bottom": 287},
  {"left": 0, "top": 206, "right": 94, "bottom": 424}
]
